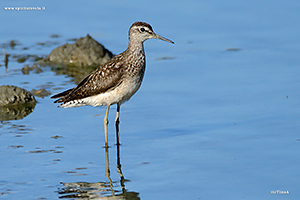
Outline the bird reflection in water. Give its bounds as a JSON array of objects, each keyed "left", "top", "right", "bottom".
[{"left": 58, "top": 144, "right": 140, "bottom": 199}]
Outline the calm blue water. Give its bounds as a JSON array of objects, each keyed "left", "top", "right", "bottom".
[{"left": 1, "top": 0, "right": 300, "bottom": 199}]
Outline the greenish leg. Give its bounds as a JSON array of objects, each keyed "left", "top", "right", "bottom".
[
  {"left": 103, "top": 105, "right": 110, "bottom": 147},
  {"left": 115, "top": 103, "right": 120, "bottom": 145}
]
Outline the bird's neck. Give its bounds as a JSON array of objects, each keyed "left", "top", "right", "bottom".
[
  {"left": 124, "top": 40, "right": 146, "bottom": 76},
  {"left": 126, "top": 40, "right": 145, "bottom": 56}
]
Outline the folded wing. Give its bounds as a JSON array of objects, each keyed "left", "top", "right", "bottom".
[{"left": 51, "top": 55, "right": 124, "bottom": 103}]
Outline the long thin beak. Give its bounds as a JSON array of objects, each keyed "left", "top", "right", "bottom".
[{"left": 153, "top": 33, "right": 174, "bottom": 44}]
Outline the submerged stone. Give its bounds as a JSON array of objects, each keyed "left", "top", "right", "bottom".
[
  {"left": 21, "top": 64, "right": 43, "bottom": 74},
  {"left": 31, "top": 88, "right": 51, "bottom": 98}
]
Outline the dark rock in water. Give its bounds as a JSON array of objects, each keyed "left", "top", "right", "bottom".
[
  {"left": 22, "top": 64, "right": 43, "bottom": 74},
  {"left": 0, "top": 85, "right": 37, "bottom": 121},
  {"left": 46, "top": 34, "right": 113, "bottom": 66},
  {"left": 0, "top": 85, "right": 36, "bottom": 106},
  {"left": 31, "top": 88, "right": 51, "bottom": 98}
]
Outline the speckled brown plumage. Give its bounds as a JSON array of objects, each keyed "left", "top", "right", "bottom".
[{"left": 52, "top": 52, "right": 142, "bottom": 104}]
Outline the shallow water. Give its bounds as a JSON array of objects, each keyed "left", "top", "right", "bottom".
[{"left": 1, "top": 0, "right": 300, "bottom": 199}]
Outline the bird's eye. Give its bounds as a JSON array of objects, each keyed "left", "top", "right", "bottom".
[{"left": 140, "top": 27, "right": 145, "bottom": 32}]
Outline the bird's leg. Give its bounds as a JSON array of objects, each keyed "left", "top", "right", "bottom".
[
  {"left": 103, "top": 105, "right": 110, "bottom": 147},
  {"left": 116, "top": 142, "right": 125, "bottom": 192},
  {"left": 104, "top": 146, "right": 115, "bottom": 195},
  {"left": 115, "top": 103, "right": 120, "bottom": 145}
]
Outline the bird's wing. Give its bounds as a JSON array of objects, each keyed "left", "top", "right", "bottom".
[
  {"left": 53, "top": 55, "right": 125, "bottom": 103},
  {"left": 51, "top": 88, "right": 74, "bottom": 99}
]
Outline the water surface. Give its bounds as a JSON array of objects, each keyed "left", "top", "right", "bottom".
[{"left": 1, "top": 0, "right": 300, "bottom": 199}]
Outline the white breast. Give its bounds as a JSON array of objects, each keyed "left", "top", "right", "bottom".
[{"left": 83, "top": 79, "right": 142, "bottom": 107}]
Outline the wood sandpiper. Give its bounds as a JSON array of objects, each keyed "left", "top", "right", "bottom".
[{"left": 51, "top": 21, "right": 174, "bottom": 147}]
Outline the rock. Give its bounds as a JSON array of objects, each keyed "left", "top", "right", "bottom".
[
  {"left": 21, "top": 65, "right": 31, "bottom": 74},
  {"left": 22, "top": 64, "right": 43, "bottom": 74},
  {"left": 46, "top": 34, "right": 113, "bottom": 66},
  {"left": 0, "top": 85, "right": 37, "bottom": 121},
  {"left": 0, "top": 85, "right": 36, "bottom": 106},
  {"left": 31, "top": 88, "right": 51, "bottom": 98},
  {"left": 11, "top": 54, "right": 44, "bottom": 63}
]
